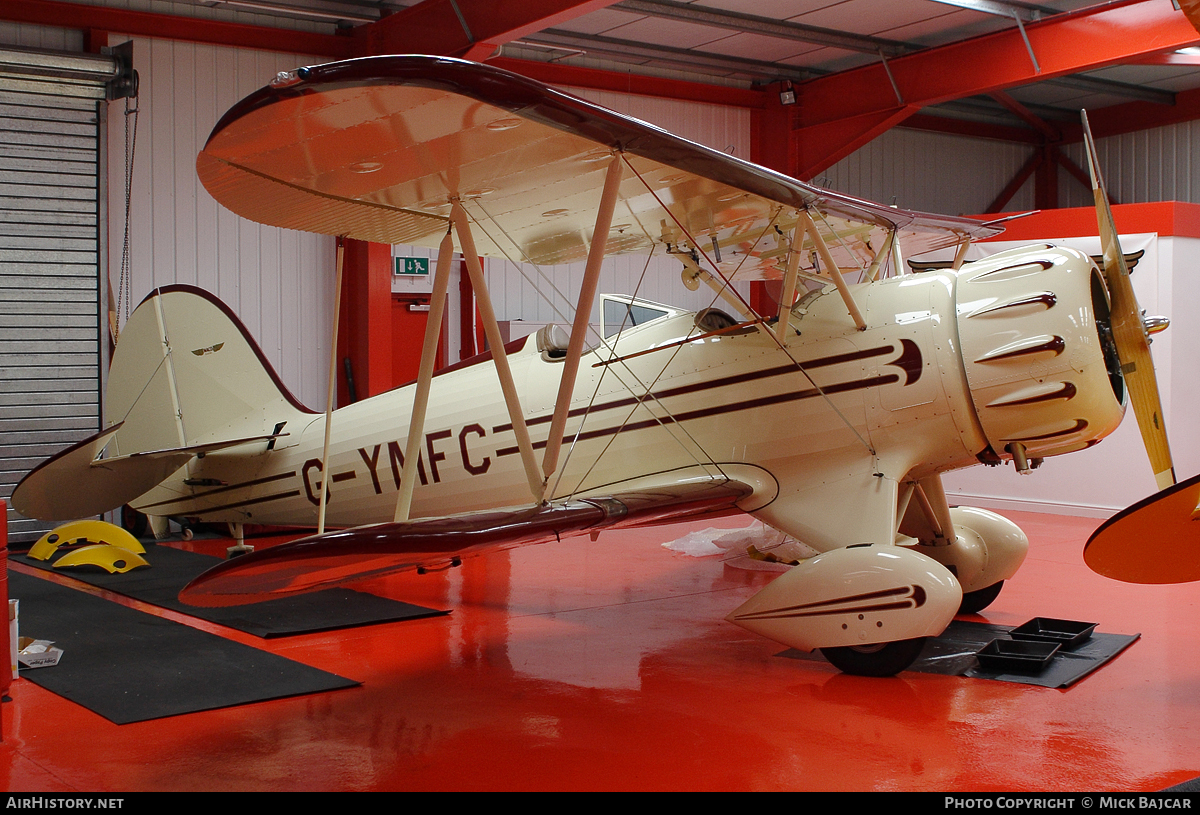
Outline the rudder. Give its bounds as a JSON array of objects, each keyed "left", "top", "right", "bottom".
[
  {"left": 12, "top": 286, "right": 311, "bottom": 521},
  {"left": 106, "top": 285, "right": 312, "bottom": 457}
]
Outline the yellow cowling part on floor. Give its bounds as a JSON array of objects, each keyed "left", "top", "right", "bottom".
[
  {"left": 29, "top": 519, "right": 146, "bottom": 561},
  {"left": 52, "top": 544, "right": 149, "bottom": 574}
]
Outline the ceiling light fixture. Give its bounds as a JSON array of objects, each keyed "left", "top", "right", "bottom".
[{"left": 779, "top": 80, "right": 796, "bottom": 106}]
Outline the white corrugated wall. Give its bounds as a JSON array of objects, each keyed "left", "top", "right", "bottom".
[
  {"left": 823, "top": 125, "right": 1038, "bottom": 217},
  {"left": 0, "top": 19, "right": 336, "bottom": 411},
  {"left": 105, "top": 37, "right": 335, "bottom": 411},
  {"left": 7, "top": 17, "right": 1200, "bottom": 407},
  {"left": 1058, "top": 121, "right": 1200, "bottom": 208},
  {"left": 0, "top": 20, "right": 83, "bottom": 52}
]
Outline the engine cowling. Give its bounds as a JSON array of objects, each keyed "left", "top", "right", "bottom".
[{"left": 954, "top": 245, "right": 1125, "bottom": 465}]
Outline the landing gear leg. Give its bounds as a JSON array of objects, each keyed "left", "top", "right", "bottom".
[
  {"left": 226, "top": 522, "right": 253, "bottom": 558},
  {"left": 820, "top": 637, "right": 928, "bottom": 677}
]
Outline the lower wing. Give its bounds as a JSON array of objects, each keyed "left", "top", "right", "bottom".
[{"left": 179, "top": 472, "right": 765, "bottom": 606}]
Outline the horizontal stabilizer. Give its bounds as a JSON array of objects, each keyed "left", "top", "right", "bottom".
[
  {"left": 12, "top": 423, "right": 284, "bottom": 522},
  {"left": 179, "top": 477, "right": 754, "bottom": 607},
  {"left": 118, "top": 432, "right": 285, "bottom": 462}
]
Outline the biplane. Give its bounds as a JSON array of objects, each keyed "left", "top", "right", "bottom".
[{"left": 12, "top": 56, "right": 1175, "bottom": 676}]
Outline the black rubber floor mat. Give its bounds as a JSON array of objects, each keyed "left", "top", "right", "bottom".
[
  {"left": 9, "top": 570, "right": 359, "bottom": 724},
  {"left": 784, "top": 619, "right": 1138, "bottom": 687},
  {"left": 14, "top": 544, "right": 447, "bottom": 638},
  {"left": 916, "top": 620, "right": 1138, "bottom": 687}
]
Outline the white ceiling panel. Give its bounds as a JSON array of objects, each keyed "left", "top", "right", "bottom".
[
  {"left": 1089, "top": 63, "right": 1191, "bottom": 88},
  {"left": 879, "top": 9, "right": 1005, "bottom": 45},
  {"left": 780, "top": 46, "right": 874, "bottom": 72},
  {"left": 1142, "top": 68, "right": 1200, "bottom": 92},
  {"left": 702, "top": 31, "right": 825, "bottom": 63},
  {"left": 697, "top": 0, "right": 848, "bottom": 19},
  {"left": 592, "top": 15, "right": 741, "bottom": 49},
  {"left": 34, "top": 0, "right": 1200, "bottom": 148},
  {"left": 1009, "top": 82, "right": 1120, "bottom": 111},
  {"left": 551, "top": 8, "right": 649, "bottom": 36},
  {"left": 788, "top": 0, "right": 949, "bottom": 38}
]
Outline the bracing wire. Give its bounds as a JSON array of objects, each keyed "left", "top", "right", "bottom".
[
  {"left": 462, "top": 198, "right": 731, "bottom": 498},
  {"left": 117, "top": 93, "right": 139, "bottom": 337},
  {"left": 624, "top": 160, "right": 876, "bottom": 458}
]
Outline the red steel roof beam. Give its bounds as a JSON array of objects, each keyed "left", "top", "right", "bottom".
[
  {"left": 899, "top": 113, "right": 1042, "bottom": 144},
  {"left": 0, "top": 0, "right": 354, "bottom": 58},
  {"left": 1060, "top": 84, "right": 1200, "bottom": 142},
  {"left": 988, "top": 91, "right": 1061, "bottom": 142},
  {"left": 797, "top": 0, "right": 1200, "bottom": 129},
  {"left": 1055, "top": 148, "right": 1118, "bottom": 205},
  {"left": 793, "top": 106, "right": 918, "bottom": 180}
]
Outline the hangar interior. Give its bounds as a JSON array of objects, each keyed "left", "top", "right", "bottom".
[{"left": 3, "top": 0, "right": 1200, "bottom": 792}]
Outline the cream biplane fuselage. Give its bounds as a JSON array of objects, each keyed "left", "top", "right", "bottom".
[
  {"left": 118, "top": 248, "right": 1122, "bottom": 550},
  {"left": 12, "top": 56, "right": 1149, "bottom": 676}
]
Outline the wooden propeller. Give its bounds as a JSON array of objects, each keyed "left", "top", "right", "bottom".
[
  {"left": 1080, "top": 110, "right": 1192, "bottom": 583},
  {"left": 1081, "top": 111, "right": 1175, "bottom": 492}
]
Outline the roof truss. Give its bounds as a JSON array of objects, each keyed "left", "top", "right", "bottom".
[{"left": 4, "top": 0, "right": 1200, "bottom": 195}]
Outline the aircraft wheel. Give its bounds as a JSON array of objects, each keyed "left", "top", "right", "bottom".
[
  {"left": 959, "top": 580, "right": 1004, "bottom": 615},
  {"left": 120, "top": 505, "right": 148, "bottom": 539},
  {"left": 820, "top": 637, "right": 927, "bottom": 677}
]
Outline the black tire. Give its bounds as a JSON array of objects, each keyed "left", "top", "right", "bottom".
[
  {"left": 820, "top": 637, "right": 927, "bottom": 677},
  {"left": 120, "top": 505, "right": 148, "bottom": 539},
  {"left": 959, "top": 580, "right": 1004, "bottom": 615}
]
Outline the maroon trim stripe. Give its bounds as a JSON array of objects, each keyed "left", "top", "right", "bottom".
[
  {"left": 971, "top": 292, "right": 1057, "bottom": 317},
  {"left": 732, "top": 585, "right": 925, "bottom": 621},
  {"left": 135, "top": 470, "right": 298, "bottom": 512},
  {"left": 495, "top": 373, "right": 900, "bottom": 456},
  {"left": 185, "top": 489, "right": 303, "bottom": 515},
  {"left": 492, "top": 343, "right": 899, "bottom": 435},
  {"left": 992, "top": 382, "right": 1077, "bottom": 406},
  {"left": 978, "top": 336, "right": 1065, "bottom": 362}
]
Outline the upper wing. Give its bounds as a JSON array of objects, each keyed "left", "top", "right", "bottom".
[
  {"left": 178, "top": 473, "right": 759, "bottom": 607},
  {"left": 197, "top": 55, "right": 1001, "bottom": 281}
]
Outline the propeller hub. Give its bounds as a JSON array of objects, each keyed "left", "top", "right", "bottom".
[{"left": 1143, "top": 314, "right": 1169, "bottom": 336}]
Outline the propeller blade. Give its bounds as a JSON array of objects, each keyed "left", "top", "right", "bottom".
[{"left": 1081, "top": 111, "right": 1176, "bottom": 491}]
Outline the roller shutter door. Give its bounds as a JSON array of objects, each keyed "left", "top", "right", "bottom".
[{"left": 0, "top": 48, "right": 119, "bottom": 544}]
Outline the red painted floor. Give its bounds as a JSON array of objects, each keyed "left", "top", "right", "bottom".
[{"left": 1, "top": 509, "right": 1198, "bottom": 791}]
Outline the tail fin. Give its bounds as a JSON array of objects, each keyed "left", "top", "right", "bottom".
[
  {"left": 107, "top": 285, "right": 311, "bottom": 455},
  {"left": 13, "top": 286, "right": 310, "bottom": 521}
]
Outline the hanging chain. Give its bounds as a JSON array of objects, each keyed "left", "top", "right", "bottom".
[{"left": 116, "top": 93, "right": 139, "bottom": 338}]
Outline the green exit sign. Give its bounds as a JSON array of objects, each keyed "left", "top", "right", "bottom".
[{"left": 395, "top": 257, "right": 429, "bottom": 276}]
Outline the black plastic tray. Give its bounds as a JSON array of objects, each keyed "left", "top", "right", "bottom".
[
  {"left": 976, "top": 638, "right": 1060, "bottom": 673},
  {"left": 1010, "top": 618, "right": 1097, "bottom": 650}
]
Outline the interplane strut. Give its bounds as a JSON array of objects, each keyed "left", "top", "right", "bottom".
[{"left": 394, "top": 228, "right": 457, "bottom": 523}]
